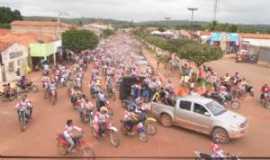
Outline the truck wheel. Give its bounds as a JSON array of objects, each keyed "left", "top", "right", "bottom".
[
  {"left": 212, "top": 128, "right": 229, "bottom": 144},
  {"left": 160, "top": 114, "right": 172, "bottom": 127}
]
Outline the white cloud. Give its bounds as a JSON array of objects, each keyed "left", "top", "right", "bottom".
[{"left": 0, "top": 0, "right": 269, "bottom": 24}]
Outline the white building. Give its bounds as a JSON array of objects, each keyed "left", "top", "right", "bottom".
[
  {"left": 82, "top": 23, "right": 114, "bottom": 37},
  {"left": 0, "top": 42, "right": 29, "bottom": 83}
]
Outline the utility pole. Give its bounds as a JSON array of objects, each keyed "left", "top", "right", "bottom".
[
  {"left": 55, "top": 11, "right": 69, "bottom": 65},
  {"left": 164, "top": 17, "right": 171, "bottom": 30},
  {"left": 214, "top": 0, "right": 219, "bottom": 21},
  {"left": 188, "top": 8, "right": 198, "bottom": 31}
]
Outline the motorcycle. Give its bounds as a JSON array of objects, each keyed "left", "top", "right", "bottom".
[
  {"left": 261, "top": 93, "right": 270, "bottom": 109},
  {"left": 0, "top": 90, "right": 18, "bottom": 102},
  {"left": 91, "top": 122, "right": 120, "bottom": 148},
  {"left": 194, "top": 151, "right": 240, "bottom": 160},
  {"left": 16, "top": 82, "right": 39, "bottom": 94},
  {"left": 207, "top": 92, "right": 240, "bottom": 110},
  {"left": 18, "top": 108, "right": 31, "bottom": 131},
  {"left": 56, "top": 133, "right": 95, "bottom": 159},
  {"left": 120, "top": 116, "right": 157, "bottom": 142}
]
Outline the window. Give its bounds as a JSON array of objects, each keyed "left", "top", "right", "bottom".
[
  {"left": 179, "top": 101, "right": 191, "bottom": 111},
  {"left": 194, "top": 103, "right": 208, "bottom": 116},
  {"left": 9, "top": 51, "right": 23, "bottom": 59},
  {"left": 8, "top": 61, "right": 14, "bottom": 72}
]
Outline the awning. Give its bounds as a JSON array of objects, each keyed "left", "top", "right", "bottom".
[
  {"left": 228, "top": 33, "right": 240, "bottom": 42},
  {"left": 210, "top": 32, "right": 239, "bottom": 42},
  {"left": 210, "top": 32, "right": 222, "bottom": 41},
  {"left": 30, "top": 40, "right": 61, "bottom": 57}
]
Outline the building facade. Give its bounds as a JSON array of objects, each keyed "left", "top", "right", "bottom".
[{"left": 0, "top": 43, "right": 29, "bottom": 83}]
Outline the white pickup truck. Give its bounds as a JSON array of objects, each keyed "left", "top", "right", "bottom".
[{"left": 151, "top": 95, "right": 248, "bottom": 144}]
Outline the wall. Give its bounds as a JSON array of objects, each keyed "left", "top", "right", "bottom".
[
  {"left": 249, "top": 46, "right": 270, "bottom": 65},
  {"left": 1, "top": 43, "right": 28, "bottom": 83}
]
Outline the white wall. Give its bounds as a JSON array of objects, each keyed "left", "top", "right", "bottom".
[{"left": 0, "top": 43, "right": 28, "bottom": 83}]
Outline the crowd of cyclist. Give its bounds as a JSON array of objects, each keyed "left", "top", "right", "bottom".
[{"left": 9, "top": 33, "right": 267, "bottom": 158}]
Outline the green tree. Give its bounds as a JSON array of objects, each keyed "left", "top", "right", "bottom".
[
  {"left": 158, "top": 27, "right": 165, "bottom": 32},
  {"left": 135, "top": 31, "right": 224, "bottom": 66},
  {"left": 102, "top": 29, "right": 114, "bottom": 38},
  {"left": 228, "top": 24, "right": 238, "bottom": 32},
  {"left": 0, "top": 7, "right": 22, "bottom": 23},
  {"left": 0, "top": 23, "right": 10, "bottom": 29},
  {"left": 62, "top": 29, "right": 99, "bottom": 52}
]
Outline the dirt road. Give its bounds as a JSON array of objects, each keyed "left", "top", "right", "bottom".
[{"left": 0, "top": 33, "right": 270, "bottom": 159}]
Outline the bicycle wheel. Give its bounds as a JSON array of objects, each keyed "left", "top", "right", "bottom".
[
  {"left": 138, "top": 132, "right": 149, "bottom": 143},
  {"left": 231, "top": 100, "right": 240, "bottom": 110},
  {"left": 109, "top": 131, "right": 120, "bottom": 148},
  {"left": 145, "top": 123, "right": 157, "bottom": 136},
  {"left": 80, "top": 146, "right": 96, "bottom": 160}
]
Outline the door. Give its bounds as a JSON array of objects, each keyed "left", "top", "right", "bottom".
[
  {"left": 190, "top": 103, "right": 214, "bottom": 134},
  {"left": 175, "top": 100, "right": 197, "bottom": 130}
]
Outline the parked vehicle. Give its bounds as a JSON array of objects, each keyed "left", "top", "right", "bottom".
[
  {"left": 16, "top": 82, "right": 39, "bottom": 94},
  {"left": 0, "top": 91, "right": 18, "bottom": 102},
  {"left": 151, "top": 96, "right": 248, "bottom": 144},
  {"left": 235, "top": 53, "right": 258, "bottom": 64}
]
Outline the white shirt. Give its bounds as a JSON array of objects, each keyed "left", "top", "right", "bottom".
[{"left": 63, "top": 125, "right": 82, "bottom": 139}]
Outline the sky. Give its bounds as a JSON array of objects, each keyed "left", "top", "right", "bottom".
[{"left": 0, "top": 0, "right": 269, "bottom": 24}]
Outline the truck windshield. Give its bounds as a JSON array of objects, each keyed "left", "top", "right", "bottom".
[{"left": 206, "top": 101, "right": 226, "bottom": 116}]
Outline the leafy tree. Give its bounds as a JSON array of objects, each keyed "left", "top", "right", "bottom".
[
  {"left": 0, "top": 7, "right": 22, "bottom": 23},
  {"left": 0, "top": 23, "right": 10, "bottom": 29},
  {"left": 227, "top": 24, "right": 238, "bottom": 32},
  {"left": 62, "top": 29, "right": 99, "bottom": 52},
  {"left": 158, "top": 27, "right": 165, "bottom": 32},
  {"left": 102, "top": 29, "right": 114, "bottom": 38},
  {"left": 178, "top": 42, "right": 223, "bottom": 66},
  {"left": 135, "top": 31, "right": 223, "bottom": 66}
]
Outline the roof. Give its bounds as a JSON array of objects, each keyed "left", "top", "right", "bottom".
[
  {"left": 177, "top": 95, "right": 213, "bottom": 105},
  {"left": 0, "top": 29, "right": 10, "bottom": 35},
  {"left": 11, "top": 20, "right": 75, "bottom": 28},
  {"left": 243, "top": 38, "right": 270, "bottom": 48},
  {"left": 240, "top": 33, "right": 270, "bottom": 40},
  {"left": 0, "top": 41, "right": 12, "bottom": 52},
  {"left": 0, "top": 32, "right": 55, "bottom": 46}
]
